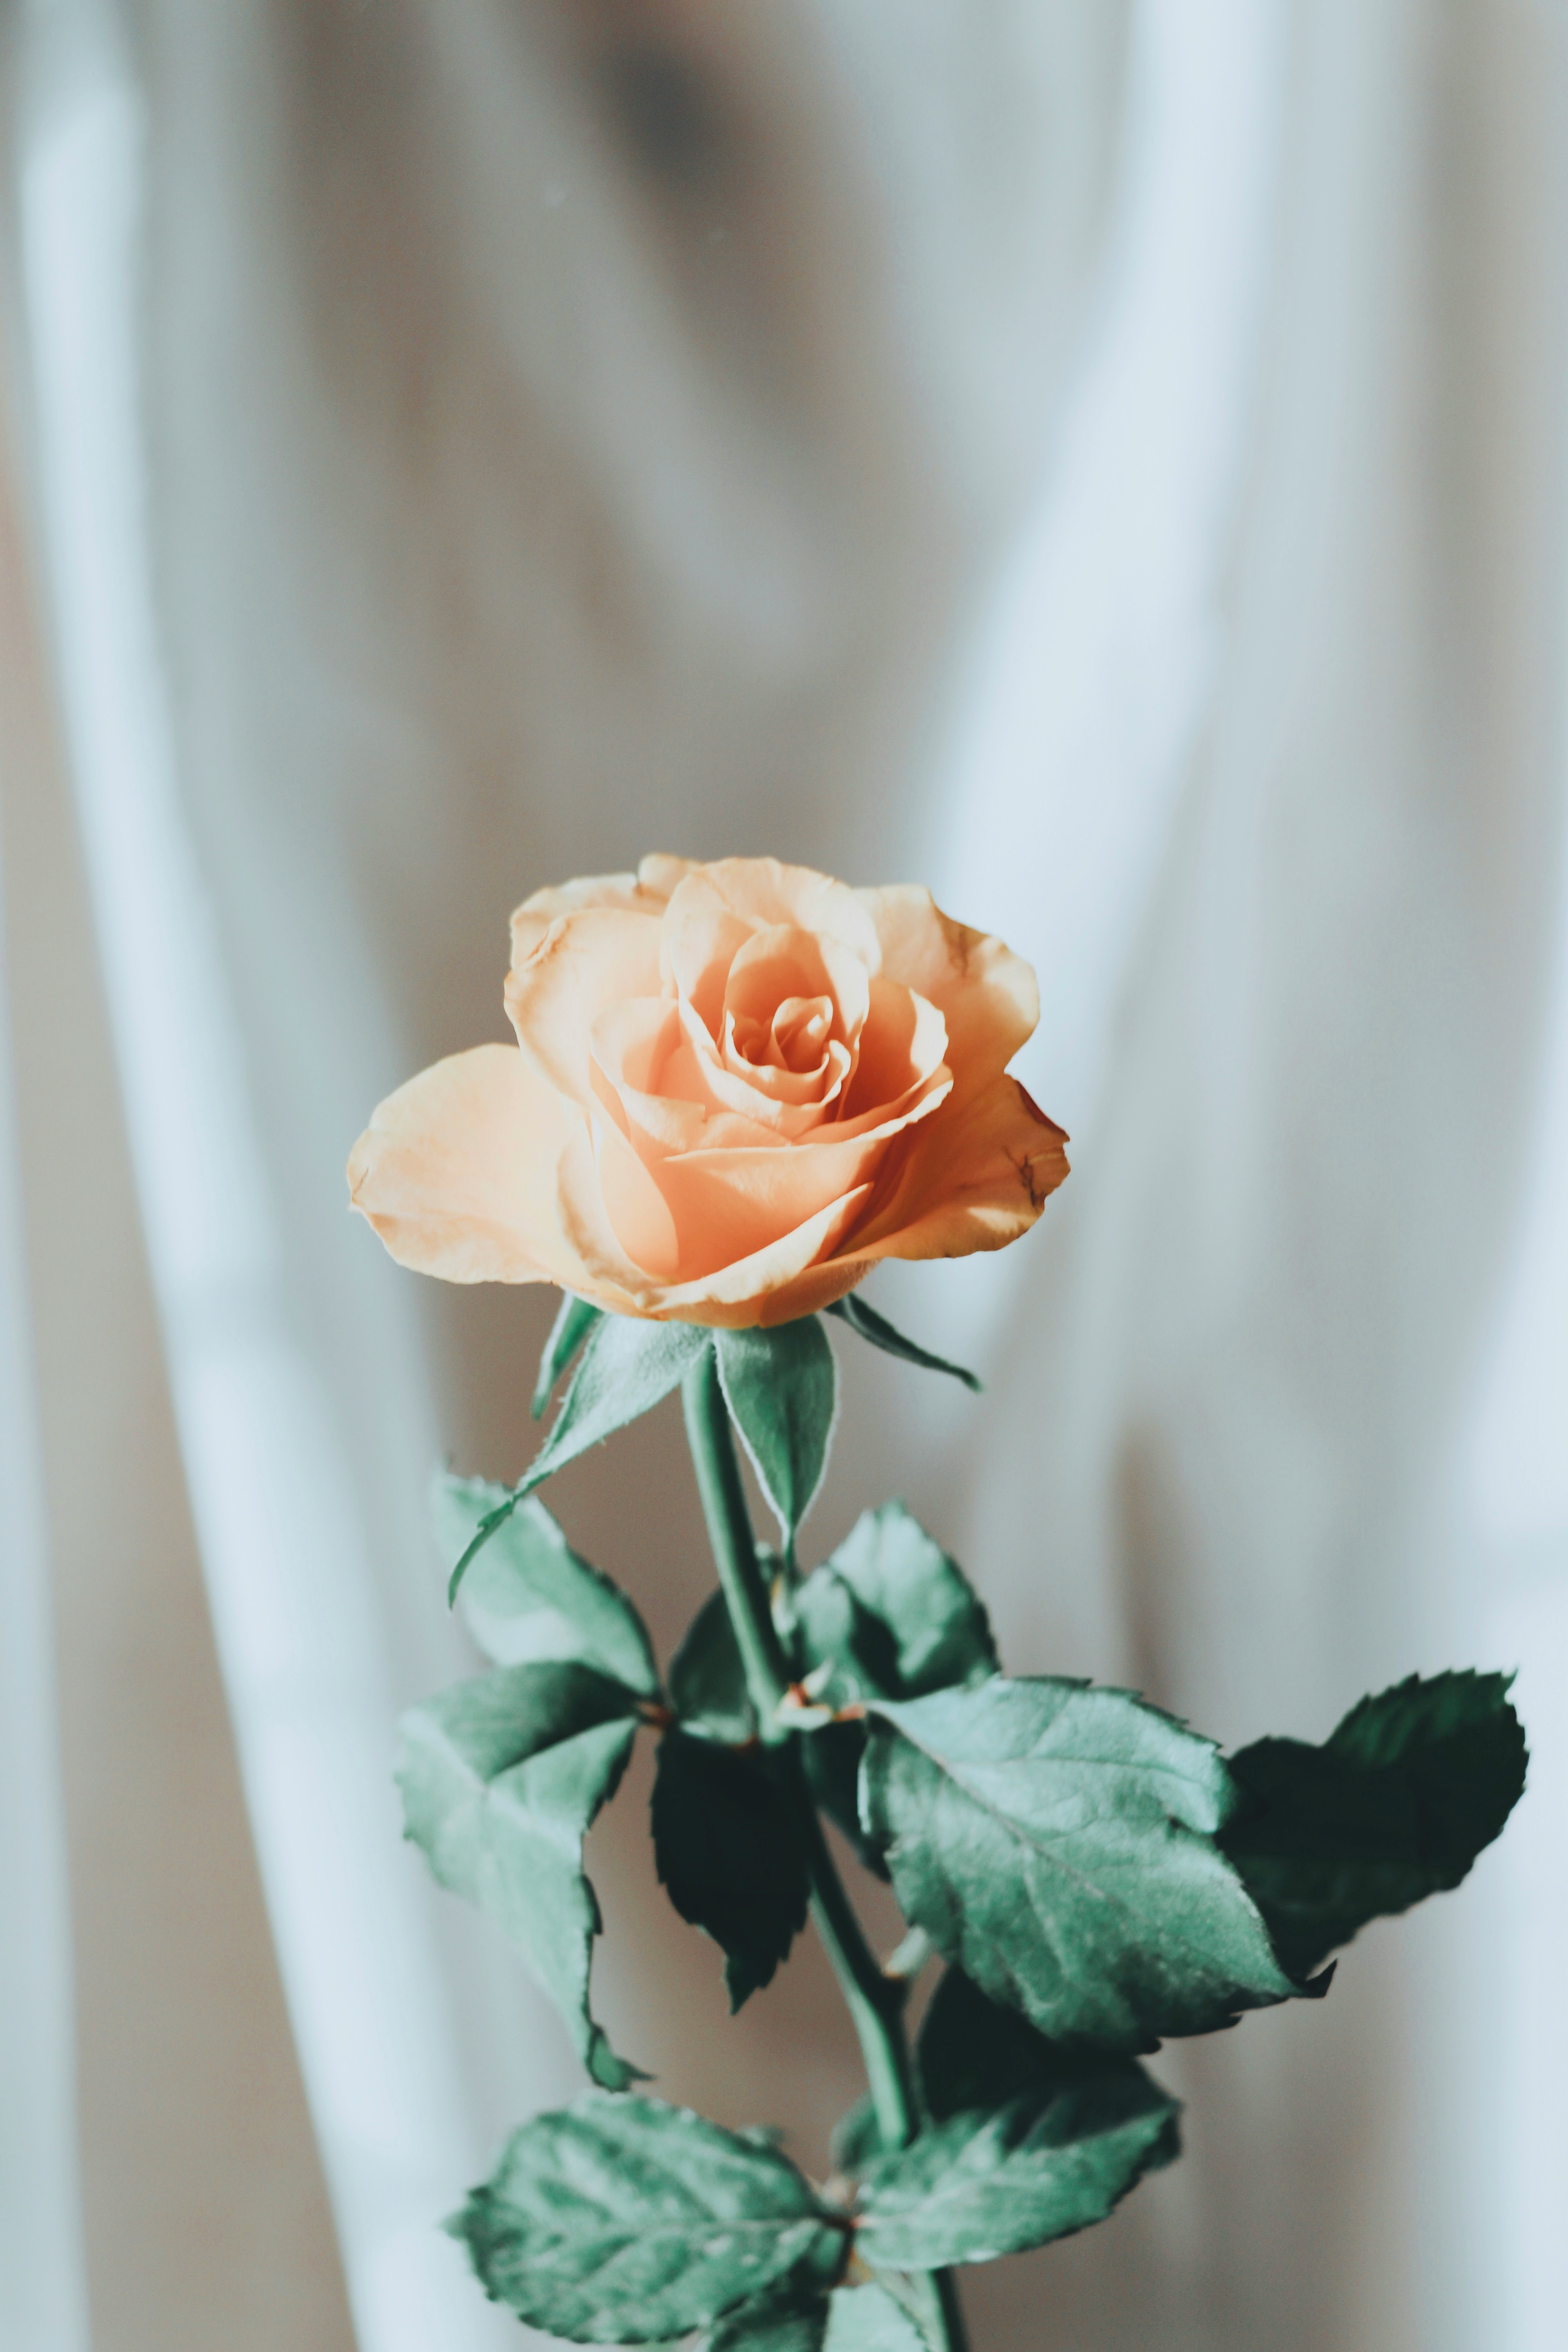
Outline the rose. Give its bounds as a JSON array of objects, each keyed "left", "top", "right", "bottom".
[{"left": 348, "top": 855, "right": 1067, "bottom": 1328}]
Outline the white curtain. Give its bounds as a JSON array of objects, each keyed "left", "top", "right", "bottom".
[
  {"left": 0, "top": 441, "right": 92, "bottom": 2352},
  {"left": 4, "top": 1, "right": 1566, "bottom": 2347}
]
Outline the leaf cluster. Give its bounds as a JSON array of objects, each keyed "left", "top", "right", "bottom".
[{"left": 401, "top": 1296, "right": 1528, "bottom": 2349}]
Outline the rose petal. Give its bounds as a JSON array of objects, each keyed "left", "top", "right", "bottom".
[
  {"left": 509, "top": 867, "right": 683, "bottom": 967},
  {"left": 504, "top": 906, "right": 664, "bottom": 1103},
  {"left": 557, "top": 1138, "right": 876, "bottom": 1328},
  {"left": 723, "top": 924, "right": 871, "bottom": 1055},
  {"left": 590, "top": 1000, "right": 788, "bottom": 1159},
  {"left": 347, "top": 1044, "right": 581, "bottom": 1286},
  {"left": 672, "top": 999, "right": 847, "bottom": 1136},
  {"left": 637, "top": 852, "right": 699, "bottom": 899},
  {"left": 590, "top": 1103, "right": 685, "bottom": 1278},
  {"left": 589, "top": 999, "right": 707, "bottom": 1147},
  {"left": 851, "top": 1073, "right": 1069, "bottom": 1263},
  {"left": 630, "top": 1076, "right": 951, "bottom": 1282},
  {"left": 841, "top": 978, "right": 949, "bottom": 1120},
  {"left": 854, "top": 885, "right": 1038, "bottom": 1109},
  {"left": 661, "top": 859, "right": 882, "bottom": 1022}
]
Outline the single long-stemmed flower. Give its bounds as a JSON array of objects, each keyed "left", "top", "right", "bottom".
[{"left": 351, "top": 856, "right": 1526, "bottom": 2352}]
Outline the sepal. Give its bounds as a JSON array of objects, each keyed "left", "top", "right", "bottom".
[
  {"left": 450, "top": 1318, "right": 710, "bottom": 1598},
  {"left": 826, "top": 1294, "right": 980, "bottom": 1393},
  {"left": 715, "top": 1321, "right": 838, "bottom": 1551},
  {"left": 534, "top": 1292, "right": 605, "bottom": 1419}
]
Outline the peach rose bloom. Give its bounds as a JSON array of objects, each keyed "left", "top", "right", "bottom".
[{"left": 348, "top": 856, "right": 1067, "bottom": 1328}]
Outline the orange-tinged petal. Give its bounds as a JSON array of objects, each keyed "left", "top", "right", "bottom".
[
  {"left": 610, "top": 1077, "right": 951, "bottom": 1283},
  {"left": 636, "top": 852, "right": 700, "bottom": 900},
  {"left": 552, "top": 1111, "right": 873, "bottom": 1324},
  {"left": 850, "top": 1073, "right": 1068, "bottom": 1263},
  {"left": 511, "top": 872, "right": 635, "bottom": 965},
  {"left": 724, "top": 924, "right": 871, "bottom": 1054},
  {"left": 510, "top": 861, "right": 691, "bottom": 969},
  {"left": 855, "top": 884, "right": 1038, "bottom": 1108},
  {"left": 841, "top": 979, "right": 948, "bottom": 1121},
  {"left": 504, "top": 907, "right": 663, "bottom": 1104},
  {"left": 547, "top": 1119, "right": 874, "bottom": 1329},
  {"left": 590, "top": 1104, "right": 685, "bottom": 1278},
  {"left": 347, "top": 1044, "right": 583, "bottom": 1286},
  {"left": 661, "top": 858, "right": 882, "bottom": 1015}
]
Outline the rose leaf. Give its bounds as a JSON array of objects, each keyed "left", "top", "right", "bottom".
[
  {"left": 706, "top": 2307, "right": 831, "bottom": 2352},
  {"left": 533, "top": 1292, "right": 605, "bottom": 1419},
  {"left": 708, "top": 2285, "right": 933, "bottom": 2352},
  {"left": 397, "top": 1661, "right": 646, "bottom": 2089},
  {"left": 826, "top": 1294, "right": 980, "bottom": 1393},
  {"left": 715, "top": 1321, "right": 838, "bottom": 1548},
  {"left": 828, "top": 2095, "right": 882, "bottom": 2176},
  {"left": 853, "top": 2074, "right": 1179, "bottom": 2272},
  {"left": 432, "top": 1472, "right": 659, "bottom": 1696},
  {"left": 916, "top": 1965, "right": 1149, "bottom": 2123},
  {"left": 1218, "top": 1668, "right": 1528, "bottom": 1978},
  {"left": 652, "top": 1731, "right": 811, "bottom": 2010},
  {"left": 450, "top": 2092, "right": 849, "bottom": 2342},
  {"left": 860, "top": 1678, "right": 1308, "bottom": 2054},
  {"left": 792, "top": 1502, "right": 997, "bottom": 1879},
  {"left": 669, "top": 1588, "right": 756, "bottom": 1742},
  {"left": 795, "top": 1502, "right": 998, "bottom": 1708}
]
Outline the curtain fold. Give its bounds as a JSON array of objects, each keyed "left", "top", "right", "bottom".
[
  {"left": 4, "top": 0, "right": 1566, "bottom": 2346},
  {"left": 0, "top": 423, "right": 92, "bottom": 2352}
]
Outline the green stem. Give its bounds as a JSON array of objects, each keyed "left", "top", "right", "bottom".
[
  {"left": 681, "top": 1350, "right": 792, "bottom": 1728},
  {"left": 680, "top": 1347, "right": 968, "bottom": 2352}
]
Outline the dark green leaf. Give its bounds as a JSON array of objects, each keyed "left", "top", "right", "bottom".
[
  {"left": 433, "top": 1474, "right": 659, "bottom": 1697},
  {"left": 534, "top": 1293, "right": 606, "bottom": 1419},
  {"left": 795, "top": 1503, "right": 997, "bottom": 1708},
  {"left": 715, "top": 1322, "right": 837, "bottom": 1547},
  {"left": 397, "top": 1662, "right": 644, "bottom": 2089},
  {"left": 917, "top": 1967, "right": 1145, "bottom": 2122},
  {"left": 826, "top": 1294, "right": 981, "bottom": 1393},
  {"left": 451, "top": 1318, "right": 710, "bottom": 1599},
  {"left": 800, "top": 1720, "right": 884, "bottom": 1877},
  {"left": 452, "top": 2092, "right": 849, "bottom": 2341},
  {"left": 705, "top": 2283, "right": 928, "bottom": 2352},
  {"left": 1220, "top": 1669, "right": 1529, "bottom": 1978},
  {"left": 652, "top": 1733, "right": 810, "bottom": 2009},
  {"left": 855, "top": 2074, "right": 1178, "bottom": 2270},
  {"left": 670, "top": 1589, "right": 756, "bottom": 1742},
  {"left": 707, "top": 2307, "right": 827, "bottom": 2352},
  {"left": 829, "top": 2096, "right": 881, "bottom": 2176},
  {"left": 862, "top": 1679, "right": 1305, "bottom": 2054}
]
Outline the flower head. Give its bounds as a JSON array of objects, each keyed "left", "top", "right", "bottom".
[{"left": 348, "top": 855, "right": 1066, "bottom": 1327}]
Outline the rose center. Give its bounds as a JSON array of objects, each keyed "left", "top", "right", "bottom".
[
  {"left": 728, "top": 992, "right": 836, "bottom": 1076},
  {"left": 766, "top": 994, "right": 833, "bottom": 1073}
]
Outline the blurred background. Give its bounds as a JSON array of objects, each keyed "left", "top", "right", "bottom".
[{"left": 2, "top": 2, "right": 1566, "bottom": 2348}]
